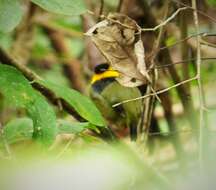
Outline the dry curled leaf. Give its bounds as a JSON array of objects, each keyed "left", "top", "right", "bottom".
[{"left": 85, "top": 13, "right": 149, "bottom": 87}]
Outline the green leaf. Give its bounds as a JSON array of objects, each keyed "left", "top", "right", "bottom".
[
  {"left": 0, "top": 0, "right": 23, "bottom": 32},
  {"left": 2, "top": 118, "right": 92, "bottom": 145},
  {"left": 38, "top": 80, "right": 106, "bottom": 127},
  {"left": 3, "top": 118, "right": 33, "bottom": 144},
  {"left": 31, "top": 0, "right": 86, "bottom": 16},
  {"left": 57, "top": 120, "right": 92, "bottom": 134},
  {"left": 0, "top": 65, "right": 35, "bottom": 107},
  {"left": 0, "top": 64, "right": 57, "bottom": 145}
]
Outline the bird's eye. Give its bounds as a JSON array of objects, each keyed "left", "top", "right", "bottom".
[
  {"left": 131, "top": 78, "right": 136, "bottom": 83},
  {"left": 94, "top": 63, "right": 109, "bottom": 73},
  {"left": 93, "top": 29, "right": 98, "bottom": 34}
]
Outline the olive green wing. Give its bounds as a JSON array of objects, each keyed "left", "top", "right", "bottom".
[
  {"left": 101, "top": 81, "right": 142, "bottom": 122},
  {"left": 89, "top": 86, "right": 118, "bottom": 121}
]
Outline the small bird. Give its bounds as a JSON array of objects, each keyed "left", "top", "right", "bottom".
[{"left": 89, "top": 63, "right": 142, "bottom": 140}]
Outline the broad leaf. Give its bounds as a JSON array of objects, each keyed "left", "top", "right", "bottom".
[
  {"left": 3, "top": 118, "right": 33, "bottom": 144},
  {"left": 28, "top": 95, "right": 57, "bottom": 145},
  {"left": 0, "top": 64, "right": 57, "bottom": 145},
  {"left": 38, "top": 80, "right": 106, "bottom": 127},
  {"left": 31, "top": 0, "right": 86, "bottom": 16},
  {"left": 0, "top": 0, "right": 23, "bottom": 32}
]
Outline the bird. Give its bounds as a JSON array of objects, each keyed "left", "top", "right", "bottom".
[{"left": 89, "top": 63, "right": 142, "bottom": 140}]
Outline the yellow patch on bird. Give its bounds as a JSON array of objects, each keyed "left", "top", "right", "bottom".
[{"left": 91, "top": 70, "right": 120, "bottom": 84}]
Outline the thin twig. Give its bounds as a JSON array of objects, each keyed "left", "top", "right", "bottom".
[
  {"left": 140, "top": 28, "right": 215, "bottom": 72},
  {"left": 56, "top": 136, "right": 75, "bottom": 159},
  {"left": 140, "top": 1, "right": 169, "bottom": 144},
  {"left": 98, "top": 0, "right": 104, "bottom": 21},
  {"left": 146, "top": 32, "right": 206, "bottom": 61},
  {"left": 113, "top": 76, "right": 197, "bottom": 107},
  {"left": 191, "top": 0, "right": 204, "bottom": 170},
  {"left": 154, "top": 57, "right": 216, "bottom": 69},
  {"left": 200, "top": 39, "right": 216, "bottom": 48},
  {"left": 148, "top": 128, "right": 216, "bottom": 137},
  {"left": 88, "top": 4, "right": 216, "bottom": 34},
  {"left": 104, "top": 56, "right": 216, "bottom": 79},
  {"left": 117, "top": 0, "right": 124, "bottom": 12},
  {"left": 171, "top": 0, "right": 216, "bottom": 23},
  {"left": 141, "top": 7, "right": 189, "bottom": 31},
  {"left": 158, "top": 32, "right": 206, "bottom": 50}
]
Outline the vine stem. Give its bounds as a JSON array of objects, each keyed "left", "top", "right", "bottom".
[{"left": 191, "top": 0, "right": 204, "bottom": 170}]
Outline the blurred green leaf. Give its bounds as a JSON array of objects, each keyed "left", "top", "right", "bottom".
[
  {"left": 54, "top": 16, "right": 83, "bottom": 31},
  {"left": 207, "top": 0, "right": 216, "bottom": 6},
  {"left": 0, "top": 0, "right": 23, "bottom": 32},
  {"left": 0, "top": 32, "right": 13, "bottom": 49},
  {"left": 38, "top": 80, "right": 106, "bottom": 127},
  {"left": 0, "top": 64, "right": 57, "bottom": 145},
  {"left": 104, "top": 0, "right": 119, "bottom": 8},
  {"left": 57, "top": 120, "right": 93, "bottom": 134},
  {"left": 165, "top": 36, "right": 177, "bottom": 47},
  {"left": 38, "top": 64, "right": 70, "bottom": 87},
  {"left": 31, "top": 0, "right": 87, "bottom": 15},
  {"left": 69, "top": 38, "right": 84, "bottom": 58},
  {"left": 3, "top": 118, "right": 33, "bottom": 144},
  {"left": 32, "top": 27, "right": 53, "bottom": 59}
]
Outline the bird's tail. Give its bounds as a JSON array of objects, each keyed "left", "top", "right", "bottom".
[
  {"left": 99, "top": 126, "right": 118, "bottom": 142},
  {"left": 130, "top": 123, "right": 137, "bottom": 141}
]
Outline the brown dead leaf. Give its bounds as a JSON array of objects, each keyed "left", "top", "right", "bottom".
[{"left": 85, "top": 13, "right": 149, "bottom": 87}]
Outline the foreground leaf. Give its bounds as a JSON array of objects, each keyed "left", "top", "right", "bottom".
[
  {"left": 3, "top": 118, "right": 33, "bottom": 144},
  {"left": 0, "top": 0, "right": 23, "bottom": 32},
  {"left": 31, "top": 0, "right": 86, "bottom": 16},
  {"left": 38, "top": 80, "right": 106, "bottom": 127},
  {"left": 2, "top": 118, "right": 93, "bottom": 145},
  {"left": 0, "top": 64, "right": 57, "bottom": 145},
  {"left": 58, "top": 120, "right": 93, "bottom": 134}
]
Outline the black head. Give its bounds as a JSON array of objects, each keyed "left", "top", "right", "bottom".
[{"left": 94, "top": 63, "right": 109, "bottom": 74}]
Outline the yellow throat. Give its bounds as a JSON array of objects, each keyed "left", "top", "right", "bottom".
[{"left": 91, "top": 67, "right": 120, "bottom": 84}]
